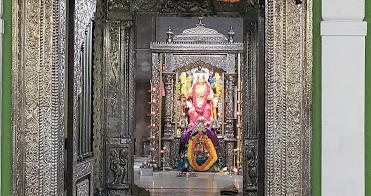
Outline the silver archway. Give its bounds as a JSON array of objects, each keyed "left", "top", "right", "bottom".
[{"left": 11, "top": 0, "right": 312, "bottom": 195}]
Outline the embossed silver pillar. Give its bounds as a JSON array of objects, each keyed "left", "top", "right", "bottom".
[
  {"left": 224, "top": 73, "right": 237, "bottom": 168},
  {"left": 225, "top": 73, "right": 236, "bottom": 139},
  {"left": 163, "top": 72, "right": 174, "bottom": 137},
  {"left": 12, "top": 0, "right": 66, "bottom": 195},
  {"left": 104, "top": 4, "right": 135, "bottom": 193},
  {"left": 242, "top": 21, "right": 259, "bottom": 196},
  {"left": 150, "top": 53, "right": 161, "bottom": 165},
  {"left": 265, "top": 0, "right": 313, "bottom": 195},
  {"left": 162, "top": 72, "right": 174, "bottom": 167}
]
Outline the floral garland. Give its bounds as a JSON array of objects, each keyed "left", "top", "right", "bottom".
[{"left": 187, "top": 134, "right": 218, "bottom": 171}]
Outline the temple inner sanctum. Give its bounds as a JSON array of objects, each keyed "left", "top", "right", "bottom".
[{"left": 133, "top": 17, "right": 246, "bottom": 195}]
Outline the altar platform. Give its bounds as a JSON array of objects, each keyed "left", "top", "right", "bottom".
[{"left": 134, "top": 157, "right": 243, "bottom": 196}]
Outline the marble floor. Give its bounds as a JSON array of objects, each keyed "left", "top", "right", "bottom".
[{"left": 134, "top": 157, "right": 243, "bottom": 196}]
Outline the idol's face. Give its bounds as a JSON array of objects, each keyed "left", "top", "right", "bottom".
[{"left": 198, "top": 76, "right": 205, "bottom": 84}]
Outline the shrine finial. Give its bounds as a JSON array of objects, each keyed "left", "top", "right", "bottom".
[
  {"left": 196, "top": 17, "right": 205, "bottom": 26},
  {"left": 166, "top": 26, "right": 173, "bottom": 42},
  {"left": 228, "top": 26, "right": 235, "bottom": 43}
]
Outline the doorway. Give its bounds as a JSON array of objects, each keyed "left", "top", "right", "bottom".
[
  {"left": 133, "top": 16, "right": 251, "bottom": 195},
  {"left": 10, "top": 0, "right": 313, "bottom": 196},
  {"left": 96, "top": 0, "right": 265, "bottom": 193}
]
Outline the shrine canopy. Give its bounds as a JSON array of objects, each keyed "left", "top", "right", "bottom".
[
  {"left": 172, "top": 19, "right": 228, "bottom": 43},
  {"left": 150, "top": 17, "right": 243, "bottom": 56},
  {"left": 150, "top": 17, "right": 243, "bottom": 74}
]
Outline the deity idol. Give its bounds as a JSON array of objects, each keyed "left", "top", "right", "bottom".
[{"left": 185, "top": 68, "right": 215, "bottom": 125}]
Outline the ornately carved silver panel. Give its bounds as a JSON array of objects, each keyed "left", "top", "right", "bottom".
[
  {"left": 106, "top": 21, "right": 122, "bottom": 138},
  {"left": 103, "top": 16, "right": 135, "bottom": 195},
  {"left": 171, "top": 138, "right": 181, "bottom": 167},
  {"left": 151, "top": 42, "right": 243, "bottom": 53},
  {"left": 150, "top": 53, "right": 161, "bottom": 164},
  {"left": 165, "top": 54, "right": 237, "bottom": 73},
  {"left": 107, "top": 0, "right": 130, "bottom": 11},
  {"left": 58, "top": 0, "right": 67, "bottom": 194},
  {"left": 76, "top": 178, "right": 90, "bottom": 196},
  {"left": 76, "top": 160, "right": 94, "bottom": 180},
  {"left": 217, "top": 139, "right": 226, "bottom": 168},
  {"left": 242, "top": 21, "right": 260, "bottom": 195},
  {"left": 106, "top": 145, "right": 131, "bottom": 189},
  {"left": 12, "top": 1, "right": 64, "bottom": 195},
  {"left": 265, "top": 0, "right": 313, "bottom": 195},
  {"left": 132, "top": 0, "right": 258, "bottom": 15}
]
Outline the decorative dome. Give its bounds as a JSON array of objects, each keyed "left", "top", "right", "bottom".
[{"left": 172, "top": 18, "right": 228, "bottom": 43}]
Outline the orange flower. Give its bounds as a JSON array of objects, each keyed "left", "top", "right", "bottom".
[{"left": 187, "top": 134, "right": 218, "bottom": 171}]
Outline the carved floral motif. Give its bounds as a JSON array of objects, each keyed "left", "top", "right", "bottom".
[
  {"left": 108, "top": 0, "right": 130, "bottom": 11},
  {"left": 161, "top": 0, "right": 213, "bottom": 14}
]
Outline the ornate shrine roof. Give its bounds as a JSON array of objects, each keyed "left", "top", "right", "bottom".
[{"left": 172, "top": 18, "right": 229, "bottom": 43}]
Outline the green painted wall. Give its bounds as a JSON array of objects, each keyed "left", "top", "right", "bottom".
[
  {"left": 365, "top": 0, "right": 371, "bottom": 195},
  {"left": 312, "top": 0, "right": 321, "bottom": 195},
  {"left": 1, "top": 0, "right": 12, "bottom": 195}
]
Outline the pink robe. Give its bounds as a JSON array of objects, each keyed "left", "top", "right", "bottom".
[{"left": 189, "top": 82, "right": 212, "bottom": 123}]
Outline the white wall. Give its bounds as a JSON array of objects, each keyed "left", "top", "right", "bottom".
[{"left": 321, "top": 0, "right": 366, "bottom": 195}]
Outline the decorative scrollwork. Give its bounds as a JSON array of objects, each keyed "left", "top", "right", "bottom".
[
  {"left": 213, "top": 0, "right": 258, "bottom": 14},
  {"left": 265, "top": 0, "right": 313, "bottom": 195},
  {"left": 217, "top": 139, "right": 226, "bottom": 168},
  {"left": 133, "top": 0, "right": 160, "bottom": 11},
  {"left": 133, "top": 0, "right": 259, "bottom": 15},
  {"left": 176, "top": 60, "right": 225, "bottom": 73},
  {"left": 161, "top": 0, "right": 214, "bottom": 14},
  {"left": 171, "top": 138, "right": 181, "bottom": 167},
  {"left": 108, "top": 22, "right": 120, "bottom": 89},
  {"left": 76, "top": 179, "right": 90, "bottom": 196},
  {"left": 75, "top": 160, "right": 93, "bottom": 179},
  {"left": 107, "top": 0, "right": 130, "bottom": 11},
  {"left": 12, "top": 0, "right": 65, "bottom": 195}
]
